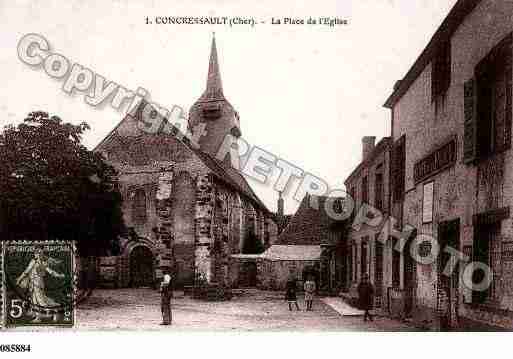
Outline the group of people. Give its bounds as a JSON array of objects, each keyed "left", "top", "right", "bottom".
[
  {"left": 285, "top": 275, "right": 316, "bottom": 311},
  {"left": 285, "top": 272, "right": 375, "bottom": 322},
  {"left": 159, "top": 271, "right": 376, "bottom": 325}
]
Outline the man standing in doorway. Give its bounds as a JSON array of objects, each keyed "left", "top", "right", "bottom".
[{"left": 160, "top": 272, "right": 172, "bottom": 325}]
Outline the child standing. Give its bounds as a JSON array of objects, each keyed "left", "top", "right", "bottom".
[{"left": 303, "top": 275, "right": 316, "bottom": 311}]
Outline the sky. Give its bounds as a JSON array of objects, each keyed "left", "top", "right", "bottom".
[{"left": 0, "top": 0, "right": 458, "bottom": 214}]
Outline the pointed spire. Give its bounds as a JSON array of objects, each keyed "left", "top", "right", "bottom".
[{"left": 204, "top": 33, "right": 224, "bottom": 100}]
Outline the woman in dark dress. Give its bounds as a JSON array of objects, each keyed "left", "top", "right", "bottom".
[
  {"left": 160, "top": 273, "right": 172, "bottom": 325},
  {"left": 285, "top": 278, "right": 300, "bottom": 311}
]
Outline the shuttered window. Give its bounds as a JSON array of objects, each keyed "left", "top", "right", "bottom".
[
  {"left": 374, "top": 164, "right": 384, "bottom": 211},
  {"left": 392, "top": 236, "right": 401, "bottom": 288},
  {"left": 392, "top": 136, "right": 406, "bottom": 202},
  {"left": 361, "top": 176, "right": 368, "bottom": 204},
  {"left": 472, "top": 222, "right": 500, "bottom": 304},
  {"left": 431, "top": 40, "right": 451, "bottom": 101},
  {"left": 463, "top": 78, "right": 477, "bottom": 162},
  {"left": 464, "top": 33, "right": 512, "bottom": 163},
  {"left": 361, "top": 239, "right": 368, "bottom": 278},
  {"left": 374, "top": 235, "right": 383, "bottom": 290}
]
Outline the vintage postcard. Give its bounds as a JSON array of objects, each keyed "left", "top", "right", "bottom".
[{"left": 0, "top": 0, "right": 512, "bottom": 357}]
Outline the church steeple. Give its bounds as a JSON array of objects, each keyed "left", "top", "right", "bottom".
[
  {"left": 189, "top": 35, "right": 241, "bottom": 160},
  {"left": 203, "top": 33, "right": 224, "bottom": 101}
]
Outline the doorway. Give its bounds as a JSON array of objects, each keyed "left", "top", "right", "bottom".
[
  {"left": 129, "top": 246, "right": 154, "bottom": 288},
  {"left": 239, "top": 261, "right": 257, "bottom": 287},
  {"left": 437, "top": 219, "right": 460, "bottom": 330}
]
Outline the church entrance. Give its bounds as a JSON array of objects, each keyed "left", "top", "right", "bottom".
[{"left": 129, "top": 246, "right": 154, "bottom": 288}]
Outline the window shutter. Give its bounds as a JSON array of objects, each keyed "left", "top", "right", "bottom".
[
  {"left": 504, "top": 62, "right": 512, "bottom": 151},
  {"left": 463, "top": 78, "right": 477, "bottom": 163},
  {"left": 392, "top": 136, "right": 405, "bottom": 202}
]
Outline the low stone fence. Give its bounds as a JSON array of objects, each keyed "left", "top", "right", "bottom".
[{"left": 77, "top": 256, "right": 123, "bottom": 289}]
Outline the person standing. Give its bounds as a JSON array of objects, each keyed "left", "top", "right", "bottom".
[
  {"left": 285, "top": 277, "right": 300, "bottom": 311},
  {"left": 160, "top": 273, "right": 172, "bottom": 325},
  {"left": 357, "top": 273, "right": 374, "bottom": 322},
  {"left": 303, "top": 275, "right": 316, "bottom": 311}
]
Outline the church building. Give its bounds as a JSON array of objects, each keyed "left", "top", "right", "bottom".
[{"left": 93, "top": 36, "right": 277, "bottom": 289}]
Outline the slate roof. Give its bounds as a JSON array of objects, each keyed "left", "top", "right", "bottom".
[{"left": 275, "top": 194, "right": 345, "bottom": 246}]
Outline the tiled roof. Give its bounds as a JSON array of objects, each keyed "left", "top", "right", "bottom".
[{"left": 275, "top": 194, "right": 344, "bottom": 246}]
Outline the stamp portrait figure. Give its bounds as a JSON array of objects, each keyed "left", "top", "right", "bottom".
[{"left": 16, "top": 248, "right": 66, "bottom": 317}]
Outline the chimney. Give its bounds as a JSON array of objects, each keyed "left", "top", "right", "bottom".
[
  {"left": 277, "top": 191, "right": 284, "bottom": 217},
  {"left": 362, "top": 136, "right": 376, "bottom": 161}
]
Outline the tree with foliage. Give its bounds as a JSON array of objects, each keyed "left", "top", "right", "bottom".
[{"left": 0, "top": 111, "right": 125, "bottom": 257}]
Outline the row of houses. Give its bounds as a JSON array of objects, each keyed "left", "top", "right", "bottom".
[{"left": 342, "top": 0, "right": 513, "bottom": 330}]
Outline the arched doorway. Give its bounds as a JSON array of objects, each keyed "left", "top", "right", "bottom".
[{"left": 129, "top": 245, "right": 154, "bottom": 287}]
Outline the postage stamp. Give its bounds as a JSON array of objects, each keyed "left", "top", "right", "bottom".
[{"left": 2, "top": 241, "right": 75, "bottom": 327}]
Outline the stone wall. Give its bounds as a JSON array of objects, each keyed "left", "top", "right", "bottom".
[
  {"left": 257, "top": 259, "right": 319, "bottom": 291},
  {"left": 195, "top": 174, "right": 215, "bottom": 283}
]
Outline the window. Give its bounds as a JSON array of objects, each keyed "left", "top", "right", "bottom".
[
  {"left": 464, "top": 34, "right": 512, "bottom": 162},
  {"left": 392, "top": 236, "right": 401, "bottom": 287},
  {"left": 361, "top": 239, "right": 368, "bottom": 278},
  {"left": 361, "top": 176, "right": 368, "bottom": 205},
  {"left": 422, "top": 181, "right": 434, "bottom": 224},
  {"left": 347, "top": 242, "right": 353, "bottom": 282},
  {"left": 375, "top": 235, "right": 383, "bottom": 290},
  {"left": 432, "top": 40, "right": 451, "bottom": 102},
  {"left": 350, "top": 243, "right": 357, "bottom": 282},
  {"left": 132, "top": 188, "right": 147, "bottom": 223},
  {"left": 374, "top": 164, "right": 384, "bottom": 211},
  {"left": 349, "top": 185, "right": 357, "bottom": 222},
  {"left": 472, "top": 222, "right": 501, "bottom": 304},
  {"left": 392, "top": 136, "right": 406, "bottom": 202}
]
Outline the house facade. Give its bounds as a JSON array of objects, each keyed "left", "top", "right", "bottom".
[
  {"left": 248, "top": 194, "right": 346, "bottom": 292},
  {"left": 343, "top": 136, "right": 391, "bottom": 311},
  {"left": 384, "top": 0, "right": 513, "bottom": 329}
]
